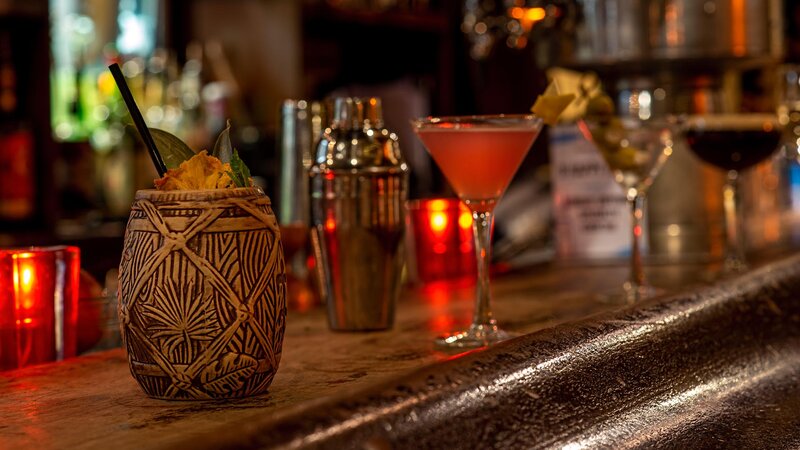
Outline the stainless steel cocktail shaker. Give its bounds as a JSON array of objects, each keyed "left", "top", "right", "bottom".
[{"left": 310, "top": 97, "right": 408, "bottom": 331}]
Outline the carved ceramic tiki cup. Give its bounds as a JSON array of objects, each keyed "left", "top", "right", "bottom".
[{"left": 118, "top": 188, "right": 287, "bottom": 400}]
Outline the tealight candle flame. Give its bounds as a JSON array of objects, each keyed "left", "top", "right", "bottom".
[
  {"left": 459, "top": 210, "right": 472, "bottom": 231},
  {"left": 429, "top": 212, "right": 448, "bottom": 234},
  {"left": 21, "top": 267, "right": 32, "bottom": 290}
]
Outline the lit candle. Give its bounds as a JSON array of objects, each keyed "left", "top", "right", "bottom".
[
  {"left": 407, "top": 199, "right": 476, "bottom": 284},
  {"left": 427, "top": 199, "right": 451, "bottom": 254},
  {"left": 0, "top": 246, "right": 79, "bottom": 370},
  {"left": 13, "top": 253, "right": 36, "bottom": 326}
]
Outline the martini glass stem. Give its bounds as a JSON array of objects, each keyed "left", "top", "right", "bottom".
[
  {"left": 471, "top": 209, "right": 496, "bottom": 329},
  {"left": 723, "top": 170, "right": 747, "bottom": 272},
  {"left": 628, "top": 194, "right": 646, "bottom": 299}
]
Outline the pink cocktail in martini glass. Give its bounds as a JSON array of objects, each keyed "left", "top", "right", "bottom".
[{"left": 412, "top": 115, "right": 543, "bottom": 348}]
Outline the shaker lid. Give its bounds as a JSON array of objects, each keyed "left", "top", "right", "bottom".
[
  {"left": 312, "top": 97, "right": 407, "bottom": 172},
  {"left": 331, "top": 97, "right": 365, "bottom": 130}
]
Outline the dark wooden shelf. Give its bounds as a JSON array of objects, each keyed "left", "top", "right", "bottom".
[
  {"left": 0, "top": 0, "right": 47, "bottom": 18},
  {"left": 302, "top": 4, "right": 449, "bottom": 34},
  {"left": 299, "top": 1, "right": 462, "bottom": 114}
]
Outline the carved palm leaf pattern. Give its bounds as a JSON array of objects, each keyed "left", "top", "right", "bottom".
[
  {"left": 205, "top": 232, "right": 240, "bottom": 326},
  {"left": 236, "top": 230, "right": 267, "bottom": 356},
  {"left": 120, "top": 190, "right": 286, "bottom": 399},
  {"left": 119, "top": 231, "right": 161, "bottom": 356},
  {"left": 200, "top": 353, "right": 258, "bottom": 395},
  {"left": 140, "top": 278, "right": 219, "bottom": 360}
]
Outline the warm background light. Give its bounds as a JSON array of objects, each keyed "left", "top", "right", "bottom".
[
  {"left": 509, "top": 6, "right": 546, "bottom": 35},
  {"left": 510, "top": 6, "right": 545, "bottom": 22}
]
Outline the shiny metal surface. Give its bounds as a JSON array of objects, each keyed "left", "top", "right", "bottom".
[
  {"left": 186, "top": 252, "right": 800, "bottom": 449},
  {"left": 574, "top": 0, "right": 782, "bottom": 64},
  {"left": 310, "top": 97, "right": 409, "bottom": 331},
  {"left": 648, "top": 0, "right": 780, "bottom": 60}
]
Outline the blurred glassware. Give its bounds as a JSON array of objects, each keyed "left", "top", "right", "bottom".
[
  {"left": 682, "top": 114, "right": 782, "bottom": 273},
  {"left": 579, "top": 116, "right": 675, "bottom": 302},
  {"left": 777, "top": 65, "right": 800, "bottom": 245},
  {"left": 778, "top": 65, "right": 800, "bottom": 159},
  {"left": 279, "top": 100, "right": 315, "bottom": 228},
  {"left": 77, "top": 269, "right": 122, "bottom": 354},
  {"left": 278, "top": 99, "right": 325, "bottom": 311},
  {"left": 77, "top": 269, "right": 103, "bottom": 353}
]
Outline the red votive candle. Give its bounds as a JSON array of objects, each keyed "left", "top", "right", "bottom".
[
  {"left": 407, "top": 199, "right": 476, "bottom": 284},
  {"left": 0, "top": 246, "right": 79, "bottom": 370}
]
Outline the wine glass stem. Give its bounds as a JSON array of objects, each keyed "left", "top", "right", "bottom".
[
  {"left": 471, "top": 210, "right": 495, "bottom": 328},
  {"left": 723, "top": 170, "right": 746, "bottom": 270},
  {"left": 629, "top": 194, "right": 646, "bottom": 291}
]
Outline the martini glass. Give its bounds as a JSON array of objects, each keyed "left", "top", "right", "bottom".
[
  {"left": 411, "top": 114, "right": 543, "bottom": 348},
  {"left": 579, "top": 117, "right": 675, "bottom": 303},
  {"left": 682, "top": 114, "right": 782, "bottom": 273}
]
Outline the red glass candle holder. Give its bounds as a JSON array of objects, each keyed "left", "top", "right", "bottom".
[
  {"left": 407, "top": 198, "right": 476, "bottom": 284},
  {"left": 0, "top": 246, "right": 79, "bottom": 370}
]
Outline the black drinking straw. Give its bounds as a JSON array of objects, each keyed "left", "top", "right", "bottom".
[{"left": 108, "top": 63, "right": 168, "bottom": 176}]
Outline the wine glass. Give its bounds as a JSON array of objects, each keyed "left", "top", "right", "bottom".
[
  {"left": 682, "top": 114, "right": 782, "bottom": 273},
  {"left": 579, "top": 116, "right": 675, "bottom": 303},
  {"left": 411, "top": 115, "right": 543, "bottom": 349}
]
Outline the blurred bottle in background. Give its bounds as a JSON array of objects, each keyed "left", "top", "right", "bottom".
[{"left": 0, "top": 30, "right": 35, "bottom": 223}]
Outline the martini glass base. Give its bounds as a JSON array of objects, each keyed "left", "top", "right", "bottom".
[
  {"left": 598, "top": 282, "right": 663, "bottom": 305},
  {"left": 435, "top": 323, "right": 517, "bottom": 349}
]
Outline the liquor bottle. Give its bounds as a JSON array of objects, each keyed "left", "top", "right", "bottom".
[{"left": 0, "top": 31, "right": 35, "bottom": 222}]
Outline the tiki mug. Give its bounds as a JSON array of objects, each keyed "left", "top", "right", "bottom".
[{"left": 118, "top": 188, "right": 286, "bottom": 400}]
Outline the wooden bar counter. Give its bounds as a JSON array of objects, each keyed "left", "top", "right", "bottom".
[{"left": 1, "top": 254, "right": 797, "bottom": 449}]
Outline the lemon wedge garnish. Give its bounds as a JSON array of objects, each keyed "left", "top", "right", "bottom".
[
  {"left": 532, "top": 94, "right": 576, "bottom": 126},
  {"left": 531, "top": 80, "right": 576, "bottom": 126}
]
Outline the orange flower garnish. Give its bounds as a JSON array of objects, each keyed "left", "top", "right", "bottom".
[{"left": 154, "top": 151, "right": 235, "bottom": 191}]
